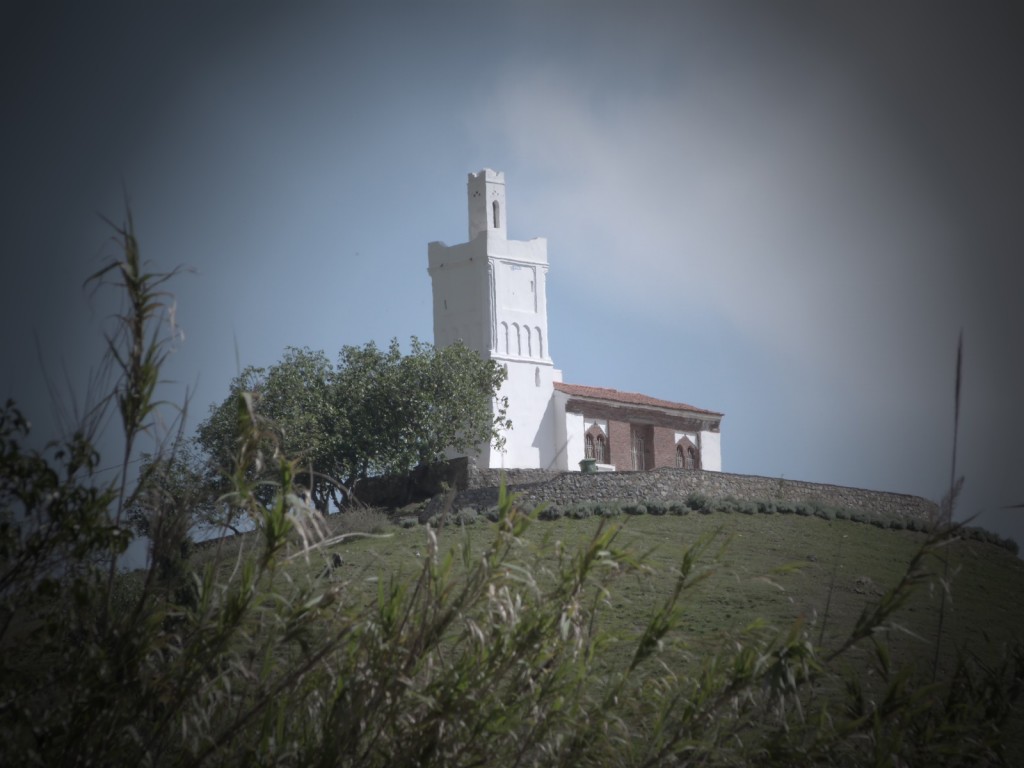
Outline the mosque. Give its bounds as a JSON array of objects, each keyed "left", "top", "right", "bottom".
[{"left": 427, "top": 169, "right": 723, "bottom": 473}]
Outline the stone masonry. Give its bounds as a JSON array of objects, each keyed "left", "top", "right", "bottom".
[{"left": 422, "top": 465, "right": 938, "bottom": 525}]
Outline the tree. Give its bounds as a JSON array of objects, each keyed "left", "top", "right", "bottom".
[
  {"left": 332, "top": 337, "right": 509, "bottom": 487},
  {"left": 130, "top": 439, "right": 224, "bottom": 541},
  {"left": 197, "top": 347, "right": 341, "bottom": 513},
  {"left": 195, "top": 338, "right": 508, "bottom": 511}
]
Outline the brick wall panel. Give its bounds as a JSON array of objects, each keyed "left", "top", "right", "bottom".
[{"left": 652, "top": 426, "right": 677, "bottom": 469}]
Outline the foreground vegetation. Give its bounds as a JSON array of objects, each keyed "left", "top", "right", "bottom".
[{"left": 2, "top": 214, "right": 1021, "bottom": 765}]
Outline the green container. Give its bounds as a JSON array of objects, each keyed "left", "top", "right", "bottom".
[{"left": 579, "top": 458, "right": 598, "bottom": 474}]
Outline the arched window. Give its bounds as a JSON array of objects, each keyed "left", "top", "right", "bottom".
[
  {"left": 513, "top": 323, "right": 521, "bottom": 355},
  {"left": 500, "top": 321, "right": 509, "bottom": 355},
  {"left": 675, "top": 437, "right": 700, "bottom": 470},
  {"left": 535, "top": 327, "right": 544, "bottom": 358},
  {"left": 493, "top": 200, "right": 500, "bottom": 228},
  {"left": 585, "top": 424, "right": 607, "bottom": 464},
  {"left": 524, "top": 326, "right": 532, "bottom": 357}
]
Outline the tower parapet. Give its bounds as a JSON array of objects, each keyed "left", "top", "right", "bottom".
[{"left": 467, "top": 168, "right": 506, "bottom": 241}]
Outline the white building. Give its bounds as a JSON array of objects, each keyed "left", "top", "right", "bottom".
[{"left": 428, "top": 169, "right": 722, "bottom": 472}]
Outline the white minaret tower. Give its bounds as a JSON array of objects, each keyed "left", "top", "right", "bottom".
[{"left": 428, "top": 170, "right": 557, "bottom": 469}]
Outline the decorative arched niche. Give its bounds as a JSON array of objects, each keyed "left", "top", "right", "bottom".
[
  {"left": 585, "top": 424, "right": 608, "bottom": 464},
  {"left": 675, "top": 436, "right": 700, "bottom": 470}
]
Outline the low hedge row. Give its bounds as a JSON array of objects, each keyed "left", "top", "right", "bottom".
[{"left": 414, "top": 495, "right": 1019, "bottom": 556}]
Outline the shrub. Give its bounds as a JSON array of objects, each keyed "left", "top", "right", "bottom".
[
  {"left": 455, "top": 507, "right": 478, "bottom": 525},
  {"left": 794, "top": 503, "right": 812, "bottom": 517},
  {"left": 623, "top": 503, "right": 647, "bottom": 516},
  {"left": 870, "top": 518, "right": 887, "bottom": 529},
  {"left": 598, "top": 503, "right": 621, "bottom": 518},
  {"left": 538, "top": 505, "right": 563, "bottom": 521},
  {"left": 889, "top": 519, "right": 905, "bottom": 531},
  {"left": 685, "top": 492, "right": 710, "bottom": 513},
  {"left": 568, "top": 504, "right": 592, "bottom": 520},
  {"left": 738, "top": 501, "right": 757, "bottom": 515},
  {"left": 850, "top": 512, "right": 868, "bottom": 524},
  {"left": 777, "top": 502, "right": 795, "bottom": 515},
  {"left": 669, "top": 502, "right": 690, "bottom": 516},
  {"left": 484, "top": 505, "right": 501, "bottom": 522},
  {"left": 813, "top": 507, "right": 834, "bottom": 521},
  {"left": 834, "top": 507, "right": 850, "bottom": 521},
  {"left": 757, "top": 501, "right": 776, "bottom": 515},
  {"left": 645, "top": 501, "right": 668, "bottom": 516}
]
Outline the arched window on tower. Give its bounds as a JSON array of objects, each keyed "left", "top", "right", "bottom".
[
  {"left": 535, "top": 327, "right": 544, "bottom": 358},
  {"left": 493, "top": 200, "right": 500, "bottom": 229}
]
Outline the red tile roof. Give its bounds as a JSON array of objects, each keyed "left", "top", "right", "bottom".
[{"left": 553, "top": 382, "right": 723, "bottom": 417}]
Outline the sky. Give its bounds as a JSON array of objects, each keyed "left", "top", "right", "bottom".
[{"left": 2, "top": 1, "right": 1023, "bottom": 554}]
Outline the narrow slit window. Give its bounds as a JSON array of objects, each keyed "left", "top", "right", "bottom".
[{"left": 492, "top": 200, "right": 500, "bottom": 228}]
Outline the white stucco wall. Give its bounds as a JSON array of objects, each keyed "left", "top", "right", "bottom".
[
  {"left": 487, "top": 362, "right": 559, "bottom": 469},
  {"left": 427, "top": 237, "right": 490, "bottom": 357},
  {"left": 552, "top": 389, "right": 584, "bottom": 471},
  {"left": 699, "top": 430, "right": 722, "bottom": 471}
]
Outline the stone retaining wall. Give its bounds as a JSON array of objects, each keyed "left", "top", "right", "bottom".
[
  {"left": 424, "top": 467, "right": 938, "bottom": 524},
  {"left": 467, "top": 466, "right": 562, "bottom": 490}
]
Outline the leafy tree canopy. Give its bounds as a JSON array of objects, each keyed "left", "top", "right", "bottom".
[{"left": 195, "top": 338, "right": 508, "bottom": 513}]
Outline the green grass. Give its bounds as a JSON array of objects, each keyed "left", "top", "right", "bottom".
[{"left": 198, "top": 505, "right": 1024, "bottom": 680}]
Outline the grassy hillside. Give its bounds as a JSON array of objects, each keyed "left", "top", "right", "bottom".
[
  {"left": 188, "top": 496, "right": 1024, "bottom": 763},
  {"left": 256, "top": 505, "right": 1024, "bottom": 673}
]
